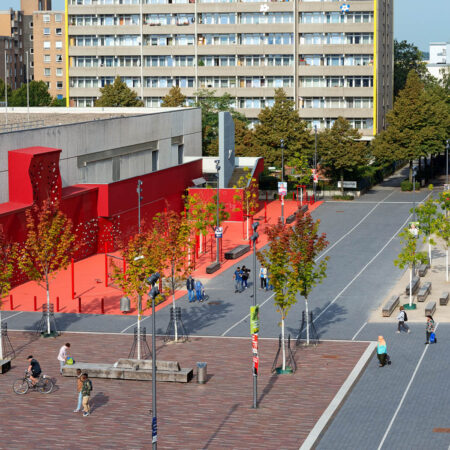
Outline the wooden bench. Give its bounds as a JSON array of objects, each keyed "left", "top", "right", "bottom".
[
  {"left": 382, "top": 295, "right": 399, "bottom": 317},
  {"left": 425, "top": 301, "right": 436, "bottom": 316},
  {"left": 418, "top": 263, "right": 429, "bottom": 277},
  {"left": 286, "top": 213, "right": 296, "bottom": 224},
  {"left": 417, "top": 281, "right": 431, "bottom": 302},
  {"left": 440, "top": 292, "right": 449, "bottom": 306},
  {"left": 206, "top": 262, "right": 220, "bottom": 274},
  {"left": 224, "top": 244, "right": 250, "bottom": 260},
  {"left": 405, "top": 276, "right": 420, "bottom": 295},
  {"left": 299, "top": 205, "right": 308, "bottom": 214}
]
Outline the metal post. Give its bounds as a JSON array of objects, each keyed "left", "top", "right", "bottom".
[
  {"left": 250, "top": 222, "right": 259, "bottom": 409},
  {"left": 412, "top": 168, "right": 417, "bottom": 276},
  {"left": 4, "top": 51, "right": 8, "bottom": 125},
  {"left": 215, "top": 160, "right": 221, "bottom": 264},
  {"left": 280, "top": 140, "right": 284, "bottom": 225},
  {"left": 137, "top": 180, "right": 143, "bottom": 234},
  {"left": 314, "top": 125, "right": 318, "bottom": 199},
  {"left": 446, "top": 139, "right": 449, "bottom": 186},
  {"left": 26, "top": 51, "right": 30, "bottom": 122}
]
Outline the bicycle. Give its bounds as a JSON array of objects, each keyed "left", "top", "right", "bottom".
[{"left": 13, "top": 371, "right": 54, "bottom": 395}]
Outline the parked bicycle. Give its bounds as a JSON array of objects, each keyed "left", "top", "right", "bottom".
[{"left": 13, "top": 371, "right": 54, "bottom": 395}]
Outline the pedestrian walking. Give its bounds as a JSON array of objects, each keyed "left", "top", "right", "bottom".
[
  {"left": 81, "top": 373, "right": 93, "bottom": 417},
  {"left": 73, "top": 369, "right": 83, "bottom": 413},
  {"left": 259, "top": 265, "right": 267, "bottom": 290},
  {"left": 195, "top": 280, "right": 204, "bottom": 301},
  {"left": 242, "top": 266, "right": 250, "bottom": 289},
  {"left": 186, "top": 275, "right": 195, "bottom": 302},
  {"left": 57, "top": 343, "right": 71, "bottom": 375},
  {"left": 233, "top": 266, "right": 242, "bottom": 293},
  {"left": 425, "top": 315, "right": 436, "bottom": 344},
  {"left": 396, "top": 306, "right": 410, "bottom": 333},
  {"left": 377, "top": 336, "right": 389, "bottom": 367}
]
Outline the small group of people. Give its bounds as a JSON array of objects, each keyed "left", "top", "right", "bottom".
[
  {"left": 186, "top": 275, "right": 205, "bottom": 302},
  {"left": 233, "top": 266, "right": 251, "bottom": 293},
  {"left": 378, "top": 313, "right": 437, "bottom": 368},
  {"left": 259, "top": 264, "right": 269, "bottom": 290}
]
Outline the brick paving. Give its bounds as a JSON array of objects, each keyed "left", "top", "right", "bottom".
[{"left": 1, "top": 332, "right": 368, "bottom": 449}]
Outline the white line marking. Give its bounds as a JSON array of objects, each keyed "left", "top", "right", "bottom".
[
  {"left": 120, "top": 317, "right": 150, "bottom": 334},
  {"left": 221, "top": 293, "right": 275, "bottom": 336},
  {"left": 313, "top": 214, "right": 412, "bottom": 324},
  {"left": 377, "top": 323, "right": 439, "bottom": 450},
  {"left": 317, "top": 190, "right": 395, "bottom": 261},
  {"left": 352, "top": 322, "right": 367, "bottom": 341},
  {"left": 1, "top": 311, "right": 24, "bottom": 322}
]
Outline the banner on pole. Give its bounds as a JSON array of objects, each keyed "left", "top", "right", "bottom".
[{"left": 250, "top": 305, "right": 260, "bottom": 334}]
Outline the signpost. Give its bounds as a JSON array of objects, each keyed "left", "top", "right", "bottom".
[
  {"left": 214, "top": 226, "right": 223, "bottom": 239},
  {"left": 311, "top": 169, "right": 318, "bottom": 184}
]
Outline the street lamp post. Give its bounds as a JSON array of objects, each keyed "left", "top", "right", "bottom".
[
  {"left": 250, "top": 221, "right": 259, "bottom": 409},
  {"left": 137, "top": 180, "right": 143, "bottom": 234},
  {"left": 446, "top": 139, "right": 449, "bottom": 186},
  {"left": 148, "top": 272, "right": 160, "bottom": 450},
  {"left": 412, "top": 166, "right": 417, "bottom": 276},
  {"left": 314, "top": 125, "right": 318, "bottom": 200},
  {"left": 215, "top": 159, "right": 221, "bottom": 264},
  {"left": 280, "top": 140, "right": 285, "bottom": 224}
]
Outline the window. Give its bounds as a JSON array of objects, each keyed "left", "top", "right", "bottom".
[
  {"left": 30, "top": 34, "right": 34, "bottom": 41},
  {"left": 43, "top": 14, "right": 50, "bottom": 23},
  {"left": 44, "top": 68, "right": 51, "bottom": 76},
  {"left": 55, "top": 41, "right": 63, "bottom": 49},
  {"left": 43, "top": 41, "right": 50, "bottom": 49},
  {"left": 43, "top": 28, "right": 50, "bottom": 35},
  {"left": 56, "top": 54, "right": 63, "bottom": 63},
  {"left": 57, "top": 81, "right": 63, "bottom": 89},
  {"left": 56, "top": 28, "right": 62, "bottom": 35},
  {"left": 151, "top": 150, "right": 159, "bottom": 172},
  {"left": 30, "top": 47, "right": 34, "bottom": 54},
  {"left": 44, "top": 54, "right": 51, "bottom": 62},
  {"left": 55, "top": 14, "right": 62, "bottom": 22},
  {"left": 56, "top": 68, "right": 63, "bottom": 76},
  {"left": 29, "top": 21, "right": 33, "bottom": 28}
]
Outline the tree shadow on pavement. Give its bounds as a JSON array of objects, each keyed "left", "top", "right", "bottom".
[{"left": 203, "top": 403, "right": 240, "bottom": 450}]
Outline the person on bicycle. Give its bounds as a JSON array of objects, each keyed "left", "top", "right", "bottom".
[{"left": 27, "top": 355, "right": 42, "bottom": 387}]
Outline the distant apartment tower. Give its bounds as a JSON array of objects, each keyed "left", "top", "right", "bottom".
[
  {"left": 427, "top": 42, "right": 450, "bottom": 80},
  {"left": 33, "top": 11, "right": 66, "bottom": 99},
  {"left": 67, "top": 0, "right": 393, "bottom": 136}
]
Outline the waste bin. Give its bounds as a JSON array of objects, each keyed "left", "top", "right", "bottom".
[
  {"left": 197, "top": 362, "right": 207, "bottom": 384},
  {"left": 120, "top": 296, "right": 131, "bottom": 313}
]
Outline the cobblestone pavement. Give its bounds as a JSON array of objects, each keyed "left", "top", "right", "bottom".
[{"left": 1, "top": 332, "right": 368, "bottom": 449}]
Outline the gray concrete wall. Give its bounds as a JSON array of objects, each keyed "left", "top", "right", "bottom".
[
  {"left": 218, "top": 111, "right": 235, "bottom": 189},
  {"left": 0, "top": 108, "right": 202, "bottom": 203}
]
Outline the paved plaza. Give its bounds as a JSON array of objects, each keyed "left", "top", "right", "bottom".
[{"left": 1, "top": 168, "right": 449, "bottom": 449}]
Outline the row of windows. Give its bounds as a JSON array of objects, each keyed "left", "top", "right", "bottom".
[
  {"left": 300, "top": 54, "right": 373, "bottom": 66},
  {"left": 305, "top": 118, "right": 373, "bottom": 129},
  {"left": 43, "top": 40, "right": 63, "bottom": 49},
  {"left": 42, "top": 27, "right": 63, "bottom": 36},
  {"left": 41, "top": 14, "right": 63, "bottom": 23},
  {"left": 301, "top": 33, "right": 373, "bottom": 45},
  {"left": 300, "top": 75, "right": 373, "bottom": 87},
  {"left": 300, "top": 97, "right": 373, "bottom": 108},
  {"left": 44, "top": 67, "right": 64, "bottom": 77},
  {"left": 70, "top": 0, "right": 368, "bottom": 4},
  {"left": 301, "top": 12, "right": 373, "bottom": 24},
  {"left": 43, "top": 80, "right": 64, "bottom": 89},
  {"left": 44, "top": 54, "right": 64, "bottom": 63}
]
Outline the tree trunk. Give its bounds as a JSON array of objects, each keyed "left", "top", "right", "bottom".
[
  {"left": 446, "top": 248, "right": 448, "bottom": 283},
  {"left": 340, "top": 169, "right": 344, "bottom": 196},
  {"left": 199, "top": 232, "right": 203, "bottom": 254},
  {"left": 172, "top": 266, "right": 178, "bottom": 342},
  {"left": 46, "top": 277, "right": 50, "bottom": 335},
  {"left": 409, "top": 160, "right": 413, "bottom": 183},
  {"left": 305, "top": 298, "right": 310, "bottom": 345},
  {"left": 281, "top": 317, "right": 286, "bottom": 371},
  {"left": 137, "top": 294, "right": 141, "bottom": 360},
  {"left": 409, "top": 268, "right": 413, "bottom": 307},
  {"left": 428, "top": 241, "right": 432, "bottom": 266}
]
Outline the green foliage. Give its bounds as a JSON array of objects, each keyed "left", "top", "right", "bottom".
[
  {"left": 10, "top": 81, "right": 52, "bottom": 107},
  {"left": 50, "top": 97, "right": 66, "bottom": 107},
  {"left": 0, "top": 78, "right": 12, "bottom": 102},
  {"left": 288, "top": 151, "right": 312, "bottom": 186},
  {"left": 394, "top": 228, "right": 428, "bottom": 270},
  {"left": 414, "top": 197, "right": 437, "bottom": 239},
  {"left": 234, "top": 118, "right": 254, "bottom": 156},
  {"left": 161, "top": 86, "right": 186, "bottom": 107},
  {"left": 400, "top": 180, "right": 420, "bottom": 191},
  {"left": 95, "top": 77, "right": 144, "bottom": 107},
  {"left": 318, "top": 117, "right": 368, "bottom": 194},
  {"left": 0, "top": 227, "right": 16, "bottom": 310},
  {"left": 233, "top": 167, "right": 259, "bottom": 217},
  {"left": 372, "top": 71, "right": 448, "bottom": 181},
  {"left": 332, "top": 195, "right": 354, "bottom": 201},
  {"left": 253, "top": 89, "right": 313, "bottom": 167},
  {"left": 394, "top": 40, "right": 428, "bottom": 97}
]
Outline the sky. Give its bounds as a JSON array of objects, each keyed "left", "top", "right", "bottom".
[{"left": 4, "top": 0, "right": 450, "bottom": 51}]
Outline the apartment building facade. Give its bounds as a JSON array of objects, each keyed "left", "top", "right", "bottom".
[
  {"left": 67, "top": 0, "right": 393, "bottom": 136},
  {"left": 33, "top": 11, "right": 66, "bottom": 99}
]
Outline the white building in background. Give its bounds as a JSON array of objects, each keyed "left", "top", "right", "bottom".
[{"left": 427, "top": 42, "right": 450, "bottom": 80}]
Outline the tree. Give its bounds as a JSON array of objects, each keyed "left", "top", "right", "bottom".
[
  {"left": 394, "top": 228, "right": 428, "bottom": 307},
  {"left": 234, "top": 118, "right": 254, "bottom": 156},
  {"left": 152, "top": 210, "right": 194, "bottom": 341},
  {"left": 288, "top": 212, "right": 328, "bottom": 345},
  {"left": 372, "top": 70, "right": 448, "bottom": 182},
  {"left": 433, "top": 190, "right": 450, "bottom": 282},
  {"left": 233, "top": 167, "right": 259, "bottom": 240},
  {"left": 288, "top": 151, "right": 313, "bottom": 186},
  {"left": 161, "top": 86, "right": 186, "bottom": 107},
  {"left": 10, "top": 81, "right": 52, "bottom": 107},
  {"left": 50, "top": 97, "right": 66, "bottom": 107},
  {"left": 253, "top": 89, "right": 313, "bottom": 167},
  {"left": 394, "top": 40, "right": 428, "bottom": 97},
  {"left": 110, "top": 231, "right": 162, "bottom": 359},
  {"left": 0, "top": 227, "right": 16, "bottom": 360},
  {"left": 0, "top": 78, "right": 12, "bottom": 103},
  {"left": 18, "top": 201, "right": 76, "bottom": 335},
  {"left": 414, "top": 194, "right": 437, "bottom": 265},
  {"left": 257, "top": 222, "right": 294, "bottom": 371},
  {"left": 319, "top": 117, "right": 368, "bottom": 195},
  {"left": 95, "top": 77, "right": 144, "bottom": 107},
  {"left": 194, "top": 89, "right": 247, "bottom": 156}
]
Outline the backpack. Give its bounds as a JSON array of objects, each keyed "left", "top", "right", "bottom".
[{"left": 403, "top": 311, "right": 408, "bottom": 322}]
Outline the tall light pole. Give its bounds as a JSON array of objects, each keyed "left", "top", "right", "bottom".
[
  {"left": 26, "top": 51, "right": 30, "bottom": 122},
  {"left": 446, "top": 139, "right": 449, "bottom": 186},
  {"left": 4, "top": 51, "right": 8, "bottom": 126},
  {"left": 280, "top": 139, "right": 285, "bottom": 224},
  {"left": 148, "top": 272, "right": 160, "bottom": 450},
  {"left": 314, "top": 125, "right": 318, "bottom": 200},
  {"left": 137, "top": 179, "right": 143, "bottom": 234},
  {"left": 250, "top": 221, "right": 259, "bottom": 409},
  {"left": 412, "top": 166, "right": 417, "bottom": 276},
  {"left": 215, "top": 159, "right": 221, "bottom": 264}
]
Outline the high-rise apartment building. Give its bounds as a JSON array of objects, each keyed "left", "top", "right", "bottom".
[
  {"left": 33, "top": 11, "right": 66, "bottom": 99},
  {"left": 67, "top": 0, "right": 393, "bottom": 136}
]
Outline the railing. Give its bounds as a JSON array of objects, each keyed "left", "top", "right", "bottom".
[{"left": 0, "top": 120, "right": 45, "bottom": 133}]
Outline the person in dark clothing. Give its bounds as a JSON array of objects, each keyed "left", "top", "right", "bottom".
[
  {"left": 27, "top": 355, "right": 42, "bottom": 386},
  {"left": 233, "top": 266, "right": 243, "bottom": 293},
  {"left": 186, "top": 275, "right": 195, "bottom": 302},
  {"left": 241, "top": 266, "right": 250, "bottom": 289},
  {"left": 425, "top": 315, "right": 436, "bottom": 344}
]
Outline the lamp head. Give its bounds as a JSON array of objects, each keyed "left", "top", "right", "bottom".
[
  {"left": 280, "top": 139, "right": 284, "bottom": 148},
  {"left": 252, "top": 221, "right": 259, "bottom": 231},
  {"left": 147, "top": 272, "right": 160, "bottom": 285}
]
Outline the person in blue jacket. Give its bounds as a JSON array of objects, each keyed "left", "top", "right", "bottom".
[{"left": 195, "top": 280, "right": 204, "bottom": 301}]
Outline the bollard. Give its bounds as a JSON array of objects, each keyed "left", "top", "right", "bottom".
[
  {"left": 9, "top": 294, "right": 13, "bottom": 310},
  {"left": 71, "top": 258, "right": 75, "bottom": 299},
  {"left": 56, "top": 296, "right": 60, "bottom": 312},
  {"left": 104, "top": 242, "right": 108, "bottom": 288},
  {"left": 264, "top": 201, "right": 267, "bottom": 223},
  {"left": 78, "top": 297, "right": 82, "bottom": 314},
  {"left": 101, "top": 298, "right": 105, "bottom": 314},
  {"left": 33, "top": 296, "right": 37, "bottom": 312}
]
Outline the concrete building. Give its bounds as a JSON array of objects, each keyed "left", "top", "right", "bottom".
[
  {"left": 33, "top": 10, "right": 66, "bottom": 99},
  {"left": 427, "top": 42, "right": 450, "bottom": 80},
  {"left": 66, "top": 0, "right": 393, "bottom": 136}
]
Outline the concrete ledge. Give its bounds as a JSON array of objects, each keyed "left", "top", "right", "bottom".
[
  {"left": 206, "top": 262, "right": 221, "bottom": 274},
  {"left": 224, "top": 244, "right": 250, "bottom": 260},
  {"left": 299, "top": 342, "right": 377, "bottom": 450},
  {"left": 62, "top": 359, "right": 193, "bottom": 383},
  {"left": 0, "top": 359, "right": 11, "bottom": 374}
]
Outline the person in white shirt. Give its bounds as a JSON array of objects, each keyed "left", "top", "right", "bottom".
[
  {"left": 259, "top": 266, "right": 267, "bottom": 290},
  {"left": 396, "top": 306, "right": 410, "bottom": 333},
  {"left": 58, "top": 343, "right": 71, "bottom": 374}
]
